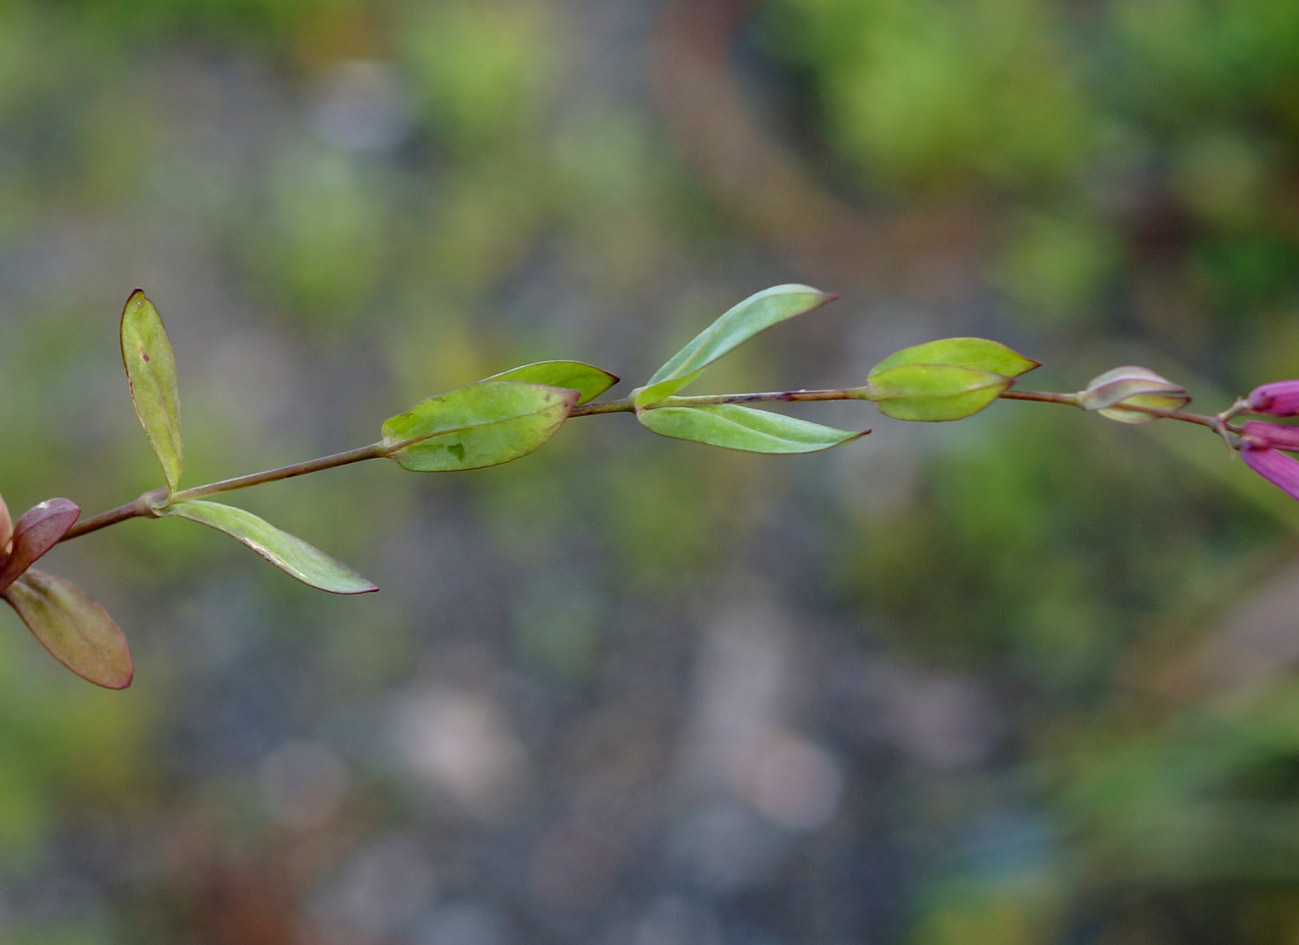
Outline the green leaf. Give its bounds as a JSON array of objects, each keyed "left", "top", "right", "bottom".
[
  {"left": 0, "top": 498, "right": 80, "bottom": 592},
  {"left": 488, "top": 360, "right": 618, "bottom": 405},
  {"left": 120, "top": 289, "right": 184, "bottom": 492},
  {"left": 634, "top": 285, "right": 835, "bottom": 408},
  {"left": 381, "top": 379, "right": 579, "bottom": 472},
  {"left": 163, "top": 500, "right": 378, "bottom": 595},
  {"left": 864, "top": 364, "right": 1011, "bottom": 421},
  {"left": 869, "top": 338, "right": 1039, "bottom": 379},
  {"left": 3, "top": 569, "right": 133, "bottom": 689},
  {"left": 637, "top": 404, "right": 866, "bottom": 453}
]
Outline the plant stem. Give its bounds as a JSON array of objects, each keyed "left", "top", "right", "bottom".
[
  {"left": 61, "top": 383, "right": 1232, "bottom": 543},
  {"left": 62, "top": 442, "right": 386, "bottom": 541},
  {"left": 568, "top": 388, "right": 859, "bottom": 417},
  {"left": 999, "top": 389, "right": 1229, "bottom": 431}
]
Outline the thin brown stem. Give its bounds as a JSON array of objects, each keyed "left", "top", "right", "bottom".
[
  {"left": 61, "top": 382, "right": 1232, "bottom": 544},
  {"left": 999, "top": 388, "right": 1226, "bottom": 430},
  {"left": 61, "top": 442, "right": 387, "bottom": 542},
  {"left": 168, "top": 442, "right": 386, "bottom": 503},
  {"left": 569, "top": 388, "right": 859, "bottom": 417}
]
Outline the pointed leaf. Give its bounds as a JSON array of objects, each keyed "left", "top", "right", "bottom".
[
  {"left": 488, "top": 361, "right": 618, "bottom": 406},
  {"left": 163, "top": 500, "right": 378, "bottom": 594},
  {"left": 3, "top": 569, "right": 133, "bottom": 689},
  {"left": 381, "top": 379, "right": 579, "bottom": 472},
  {"left": 634, "top": 285, "right": 835, "bottom": 408},
  {"left": 864, "top": 364, "right": 1011, "bottom": 421},
  {"left": 869, "top": 338, "right": 1039, "bottom": 379},
  {"left": 121, "top": 289, "right": 184, "bottom": 492},
  {"left": 0, "top": 498, "right": 80, "bottom": 592},
  {"left": 638, "top": 404, "right": 867, "bottom": 453}
]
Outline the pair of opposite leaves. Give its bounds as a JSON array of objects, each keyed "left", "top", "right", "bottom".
[{"left": 23, "top": 286, "right": 1042, "bottom": 687}]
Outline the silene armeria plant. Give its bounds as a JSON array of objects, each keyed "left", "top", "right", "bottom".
[{"left": 5, "top": 285, "right": 1295, "bottom": 689}]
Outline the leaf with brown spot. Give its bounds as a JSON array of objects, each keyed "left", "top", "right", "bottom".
[{"left": 121, "top": 289, "right": 184, "bottom": 492}]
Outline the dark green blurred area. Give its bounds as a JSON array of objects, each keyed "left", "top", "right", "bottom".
[{"left": 2, "top": 0, "right": 1299, "bottom": 942}]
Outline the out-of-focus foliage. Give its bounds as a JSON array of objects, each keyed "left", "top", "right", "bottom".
[{"left": 0, "top": 0, "right": 1298, "bottom": 943}]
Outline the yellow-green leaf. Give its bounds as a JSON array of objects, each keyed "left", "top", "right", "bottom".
[
  {"left": 163, "top": 500, "right": 378, "bottom": 595},
  {"left": 864, "top": 364, "right": 1011, "bottom": 421},
  {"left": 120, "top": 289, "right": 183, "bottom": 492},
  {"left": 3, "top": 569, "right": 133, "bottom": 689},
  {"left": 381, "top": 380, "right": 579, "bottom": 472},
  {"left": 487, "top": 360, "right": 618, "bottom": 405},
  {"left": 638, "top": 404, "right": 867, "bottom": 453},
  {"left": 870, "top": 338, "right": 1039, "bottom": 379}
]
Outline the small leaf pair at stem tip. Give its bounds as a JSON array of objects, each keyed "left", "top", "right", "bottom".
[{"left": 859, "top": 338, "right": 1040, "bottom": 421}]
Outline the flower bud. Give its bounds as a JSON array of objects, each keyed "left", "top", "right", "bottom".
[
  {"left": 1248, "top": 381, "right": 1299, "bottom": 417},
  {"left": 1077, "top": 366, "right": 1189, "bottom": 424},
  {"left": 1241, "top": 420, "right": 1299, "bottom": 452}
]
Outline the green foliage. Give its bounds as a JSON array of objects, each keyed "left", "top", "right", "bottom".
[
  {"left": 119, "top": 290, "right": 183, "bottom": 493},
  {"left": 869, "top": 337, "right": 1040, "bottom": 379},
  {"left": 161, "top": 500, "right": 377, "bottom": 595},
  {"left": 769, "top": 0, "right": 1094, "bottom": 190},
  {"left": 634, "top": 284, "right": 835, "bottom": 407},
  {"left": 864, "top": 364, "right": 1012, "bottom": 421},
  {"left": 487, "top": 360, "right": 619, "bottom": 406},
  {"left": 381, "top": 379, "right": 580, "bottom": 471},
  {"left": 637, "top": 403, "right": 865, "bottom": 453}
]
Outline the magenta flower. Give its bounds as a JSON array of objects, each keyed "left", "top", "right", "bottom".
[
  {"left": 1248, "top": 381, "right": 1299, "bottom": 417},
  {"left": 1239, "top": 421, "right": 1299, "bottom": 500}
]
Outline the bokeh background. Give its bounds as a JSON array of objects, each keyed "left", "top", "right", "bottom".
[{"left": 2, "top": 0, "right": 1299, "bottom": 942}]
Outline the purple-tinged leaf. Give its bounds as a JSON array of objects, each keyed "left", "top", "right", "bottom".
[
  {"left": 0, "top": 498, "right": 80, "bottom": 592},
  {"left": 2, "top": 569, "right": 133, "bottom": 689}
]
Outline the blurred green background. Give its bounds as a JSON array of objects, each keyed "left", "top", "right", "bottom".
[{"left": 2, "top": 0, "right": 1299, "bottom": 942}]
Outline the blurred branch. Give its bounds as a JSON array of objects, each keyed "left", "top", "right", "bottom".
[{"left": 650, "top": 0, "right": 997, "bottom": 296}]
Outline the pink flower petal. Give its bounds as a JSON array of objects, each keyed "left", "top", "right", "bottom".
[
  {"left": 1241, "top": 443, "right": 1299, "bottom": 500},
  {"left": 1249, "top": 381, "right": 1299, "bottom": 417},
  {"left": 1242, "top": 421, "right": 1299, "bottom": 452}
]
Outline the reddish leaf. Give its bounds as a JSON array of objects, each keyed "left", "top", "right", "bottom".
[
  {"left": 2, "top": 569, "right": 133, "bottom": 689},
  {"left": 0, "top": 498, "right": 80, "bottom": 592}
]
